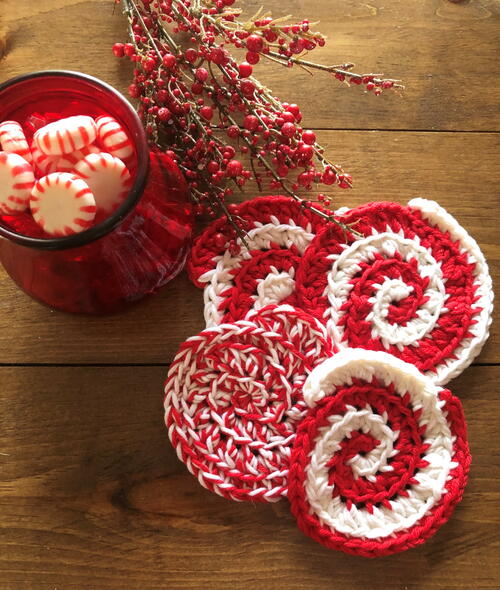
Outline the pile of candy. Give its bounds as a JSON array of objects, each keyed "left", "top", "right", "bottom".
[
  {"left": 0, "top": 114, "right": 134, "bottom": 236},
  {"left": 164, "top": 195, "right": 493, "bottom": 557}
]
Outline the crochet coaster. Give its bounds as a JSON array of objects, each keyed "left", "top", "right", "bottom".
[
  {"left": 164, "top": 304, "right": 334, "bottom": 502},
  {"left": 187, "top": 196, "right": 329, "bottom": 327},
  {"left": 295, "top": 198, "right": 493, "bottom": 385},
  {"left": 288, "top": 349, "right": 470, "bottom": 557}
]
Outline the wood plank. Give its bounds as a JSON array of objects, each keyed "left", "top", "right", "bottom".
[
  {"left": 0, "top": 130, "right": 497, "bottom": 365},
  {"left": 0, "top": 365, "right": 498, "bottom": 589},
  {"left": 1, "top": 0, "right": 499, "bottom": 131}
]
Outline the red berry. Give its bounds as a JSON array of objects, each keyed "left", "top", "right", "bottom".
[
  {"left": 297, "top": 144, "right": 314, "bottom": 161},
  {"left": 281, "top": 122, "right": 296, "bottom": 137},
  {"left": 322, "top": 168, "right": 337, "bottom": 185},
  {"left": 213, "top": 232, "right": 227, "bottom": 248},
  {"left": 302, "top": 130, "right": 316, "bottom": 145},
  {"left": 185, "top": 48, "right": 198, "bottom": 63},
  {"left": 238, "top": 62, "right": 253, "bottom": 78},
  {"left": 227, "top": 125, "right": 240, "bottom": 138},
  {"left": 246, "top": 51, "right": 260, "bottom": 65},
  {"left": 209, "top": 47, "right": 229, "bottom": 65},
  {"left": 195, "top": 67, "right": 209, "bottom": 82},
  {"left": 223, "top": 0, "right": 235, "bottom": 5},
  {"left": 207, "top": 161, "right": 220, "bottom": 173},
  {"left": 112, "top": 43, "right": 125, "bottom": 58},
  {"left": 158, "top": 107, "right": 172, "bottom": 122},
  {"left": 143, "top": 57, "right": 156, "bottom": 72},
  {"left": 243, "top": 115, "right": 259, "bottom": 131},
  {"left": 382, "top": 80, "right": 394, "bottom": 89},
  {"left": 226, "top": 160, "right": 243, "bottom": 177},
  {"left": 200, "top": 106, "right": 214, "bottom": 120},
  {"left": 246, "top": 34, "right": 264, "bottom": 53},
  {"left": 281, "top": 112, "right": 295, "bottom": 124},
  {"left": 162, "top": 53, "right": 177, "bottom": 68},
  {"left": 124, "top": 43, "right": 135, "bottom": 57},
  {"left": 191, "top": 82, "right": 204, "bottom": 95},
  {"left": 128, "top": 83, "right": 142, "bottom": 98},
  {"left": 240, "top": 80, "right": 255, "bottom": 97},
  {"left": 338, "top": 173, "right": 352, "bottom": 188},
  {"left": 298, "top": 172, "right": 311, "bottom": 187}
]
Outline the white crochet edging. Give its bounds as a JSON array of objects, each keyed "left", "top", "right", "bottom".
[
  {"left": 201, "top": 219, "right": 314, "bottom": 327},
  {"left": 302, "top": 349, "right": 457, "bottom": 539},
  {"left": 408, "top": 198, "right": 494, "bottom": 384}
]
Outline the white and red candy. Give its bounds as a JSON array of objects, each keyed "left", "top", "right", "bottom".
[
  {"left": 33, "top": 115, "right": 97, "bottom": 156},
  {"left": 74, "top": 152, "right": 132, "bottom": 213},
  {"left": 95, "top": 116, "right": 134, "bottom": 161},
  {"left": 0, "top": 152, "right": 35, "bottom": 214},
  {"left": 30, "top": 172, "right": 97, "bottom": 236},
  {"left": 0, "top": 121, "right": 32, "bottom": 163}
]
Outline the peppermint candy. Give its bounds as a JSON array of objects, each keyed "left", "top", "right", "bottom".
[
  {"left": 164, "top": 304, "right": 334, "bottom": 502},
  {"left": 0, "top": 121, "right": 32, "bottom": 162},
  {"left": 34, "top": 115, "right": 97, "bottom": 156},
  {"left": 95, "top": 116, "right": 134, "bottom": 161},
  {"left": 288, "top": 349, "right": 470, "bottom": 557},
  {"left": 0, "top": 152, "right": 35, "bottom": 214},
  {"left": 295, "top": 199, "right": 493, "bottom": 385},
  {"left": 30, "top": 172, "right": 97, "bottom": 236},
  {"left": 74, "top": 152, "right": 132, "bottom": 213},
  {"left": 188, "top": 196, "right": 330, "bottom": 327}
]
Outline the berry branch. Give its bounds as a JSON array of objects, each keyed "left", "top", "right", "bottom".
[{"left": 114, "top": 0, "right": 402, "bottom": 238}]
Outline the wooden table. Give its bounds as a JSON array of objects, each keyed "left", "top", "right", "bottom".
[{"left": 1, "top": 1, "right": 499, "bottom": 588}]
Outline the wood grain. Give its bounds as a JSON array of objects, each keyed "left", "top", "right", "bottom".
[
  {"left": 1, "top": 0, "right": 499, "bottom": 131},
  {"left": 0, "top": 130, "right": 497, "bottom": 365},
  {"left": 0, "top": 365, "right": 498, "bottom": 590}
]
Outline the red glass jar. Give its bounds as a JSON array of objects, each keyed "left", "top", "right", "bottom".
[{"left": 0, "top": 71, "right": 193, "bottom": 314}]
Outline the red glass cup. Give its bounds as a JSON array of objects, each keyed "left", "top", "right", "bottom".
[{"left": 0, "top": 71, "right": 193, "bottom": 314}]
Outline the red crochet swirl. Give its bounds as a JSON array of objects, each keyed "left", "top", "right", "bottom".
[
  {"left": 295, "top": 201, "right": 482, "bottom": 375},
  {"left": 288, "top": 381, "right": 470, "bottom": 557}
]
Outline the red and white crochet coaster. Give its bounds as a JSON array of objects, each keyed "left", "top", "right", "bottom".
[
  {"left": 295, "top": 198, "right": 493, "bottom": 385},
  {"left": 187, "top": 196, "right": 330, "bottom": 327},
  {"left": 164, "top": 304, "right": 334, "bottom": 502},
  {"left": 288, "top": 348, "right": 470, "bottom": 557}
]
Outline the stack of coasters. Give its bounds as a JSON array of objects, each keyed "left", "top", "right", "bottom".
[{"left": 164, "top": 196, "right": 492, "bottom": 557}]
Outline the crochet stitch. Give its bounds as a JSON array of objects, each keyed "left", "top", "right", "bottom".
[
  {"left": 187, "top": 195, "right": 330, "bottom": 327},
  {"left": 164, "top": 304, "right": 334, "bottom": 502},
  {"left": 295, "top": 199, "right": 493, "bottom": 385},
  {"left": 288, "top": 349, "right": 470, "bottom": 557}
]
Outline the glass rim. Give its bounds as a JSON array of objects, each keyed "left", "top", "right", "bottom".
[{"left": 0, "top": 70, "right": 149, "bottom": 251}]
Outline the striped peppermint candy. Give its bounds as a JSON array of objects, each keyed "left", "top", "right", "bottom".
[
  {"left": 34, "top": 116, "right": 97, "bottom": 156},
  {"left": 0, "top": 152, "right": 35, "bottom": 214},
  {"left": 73, "top": 152, "right": 132, "bottom": 213},
  {"left": 0, "top": 121, "right": 32, "bottom": 163},
  {"left": 30, "top": 172, "right": 97, "bottom": 236},
  {"left": 95, "top": 116, "right": 134, "bottom": 161}
]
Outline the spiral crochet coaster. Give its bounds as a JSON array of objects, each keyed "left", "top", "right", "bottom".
[
  {"left": 295, "top": 198, "right": 493, "bottom": 385},
  {"left": 164, "top": 304, "right": 334, "bottom": 502},
  {"left": 288, "top": 349, "right": 470, "bottom": 557},
  {"left": 187, "top": 196, "right": 330, "bottom": 327}
]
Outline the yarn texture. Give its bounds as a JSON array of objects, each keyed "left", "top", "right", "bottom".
[
  {"left": 187, "top": 195, "right": 329, "bottom": 327},
  {"left": 295, "top": 199, "right": 493, "bottom": 385},
  {"left": 288, "top": 349, "right": 471, "bottom": 557},
  {"left": 164, "top": 304, "right": 334, "bottom": 502}
]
